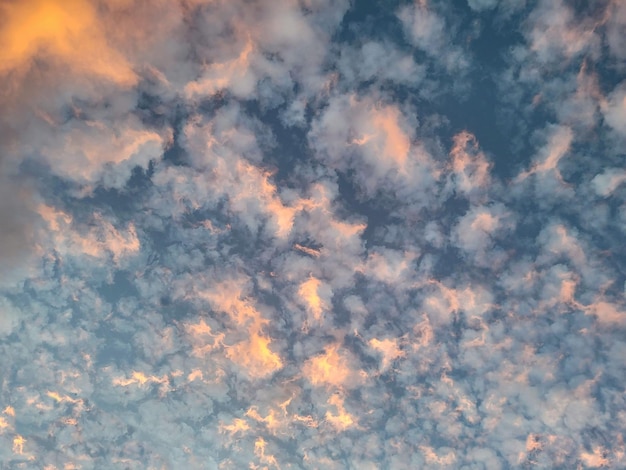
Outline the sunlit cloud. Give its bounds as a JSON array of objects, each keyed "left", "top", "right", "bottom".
[{"left": 0, "top": 0, "right": 136, "bottom": 85}]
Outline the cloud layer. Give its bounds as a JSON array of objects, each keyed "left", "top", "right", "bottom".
[{"left": 1, "top": 0, "right": 625, "bottom": 468}]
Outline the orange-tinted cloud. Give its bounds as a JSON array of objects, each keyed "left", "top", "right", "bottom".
[
  {"left": 368, "top": 337, "right": 406, "bottom": 372},
  {"left": 580, "top": 446, "right": 610, "bottom": 468},
  {"left": 184, "top": 319, "right": 225, "bottom": 357},
  {"left": 449, "top": 131, "right": 491, "bottom": 196},
  {"left": 0, "top": 0, "right": 136, "bottom": 85},
  {"left": 225, "top": 331, "right": 283, "bottom": 378},
  {"left": 112, "top": 371, "right": 169, "bottom": 388},
  {"left": 298, "top": 276, "right": 328, "bottom": 322},
  {"left": 350, "top": 103, "right": 412, "bottom": 173},
  {"left": 302, "top": 344, "right": 362, "bottom": 389},
  {"left": 325, "top": 392, "right": 357, "bottom": 431},
  {"left": 192, "top": 275, "right": 284, "bottom": 377},
  {"left": 219, "top": 418, "right": 250, "bottom": 437},
  {"left": 516, "top": 126, "right": 573, "bottom": 183},
  {"left": 37, "top": 205, "right": 140, "bottom": 263}
]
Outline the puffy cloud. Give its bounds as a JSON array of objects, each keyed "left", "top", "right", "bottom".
[
  {"left": 309, "top": 94, "right": 439, "bottom": 200},
  {"left": 397, "top": 1, "right": 469, "bottom": 74},
  {"left": 591, "top": 168, "right": 626, "bottom": 197},
  {"left": 337, "top": 40, "right": 424, "bottom": 87},
  {"left": 452, "top": 203, "right": 514, "bottom": 266},
  {"left": 603, "top": 82, "right": 626, "bottom": 139},
  {"left": 524, "top": 0, "right": 601, "bottom": 65},
  {"left": 447, "top": 131, "right": 492, "bottom": 201}
]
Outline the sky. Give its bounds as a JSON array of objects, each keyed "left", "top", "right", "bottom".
[{"left": 0, "top": 0, "right": 625, "bottom": 468}]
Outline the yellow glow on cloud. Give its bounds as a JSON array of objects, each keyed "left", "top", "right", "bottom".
[
  {"left": 349, "top": 101, "right": 412, "bottom": 173},
  {"left": 0, "top": 416, "right": 9, "bottom": 431},
  {"left": 12, "top": 434, "right": 26, "bottom": 454},
  {"left": 303, "top": 344, "right": 359, "bottom": 389},
  {"left": 226, "top": 332, "right": 283, "bottom": 378},
  {"left": 231, "top": 161, "right": 303, "bottom": 239},
  {"left": 185, "top": 319, "right": 225, "bottom": 357},
  {"left": 0, "top": 0, "right": 136, "bottom": 85},
  {"left": 37, "top": 205, "right": 140, "bottom": 263},
  {"left": 46, "top": 391, "right": 81, "bottom": 404},
  {"left": 254, "top": 436, "right": 280, "bottom": 469},
  {"left": 580, "top": 446, "right": 610, "bottom": 468},
  {"left": 194, "top": 275, "right": 283, "bottom": 377},
  {"left": 198, "top": 278, "right": 263, "bottom": 327},
  {"left": 294, "top": 243, "right": 321, "bottom": 257},
  {"left": 246, "top": 406, "right": 285, "bottom": 436},
  {"left": 293, "top": 413, "right": 318, "bottom": 428},
  {"left": 368, "top": 337, "right": 406, "bottom": 372},
  {"left": 298, "top": 276, "right": 326, "bottom": 322},
  {"left": 219, "top": 418, "right": 250, "bottom": 437},
  {"left": 113, "top": 371, "right": 169, "bottom": 388},
  {"left": 325, "top": 393, "right": 357, "bottom": 431},
  {"left": 371, "top": 106, "right": 411, "bottom": 170},
  {"left": 187, "top": 369, "right": 204, "bottom": 382}
]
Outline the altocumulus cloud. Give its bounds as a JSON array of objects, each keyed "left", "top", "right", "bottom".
[{"left": 1, "top": 0, "right": 626, "bottom": 468}]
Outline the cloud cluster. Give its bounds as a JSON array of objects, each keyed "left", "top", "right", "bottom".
[{"left": 1, "top": 0, "right": 625, "bottom": 468}]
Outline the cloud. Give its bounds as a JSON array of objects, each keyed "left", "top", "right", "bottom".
[
  {"left": 0, "top": 0, "right": 136, "bottom": 86},
  {"left": 309, "top": 94, "right": 439, "bottom": 200},
  {"left": 397, "top": 1, "right": 469, "bottom": 74},
  {"left": 591, "top": 168, "right": 626, "bottom": 197},
  {"left": 516, "top": 125, "right": 573, "bottom": 183},
  {"left": 337, "top": 40, "right": 424, "bottom": 87},
  {"left": 447, "top": 131, "right": 492, "bottom": 201},
  {"left": 37, "top": 205, "right": 141, "bottom": 264},
  {"left": 524, "top": 0, "right": 601, "bottom": 65},
  {"left": 453, "top": 203, "right": 514, "bottom": 266},
  {"left": 603, "top": 82, "right": 626, "bottom": 140}
]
